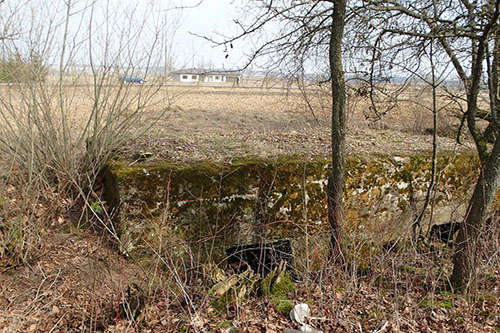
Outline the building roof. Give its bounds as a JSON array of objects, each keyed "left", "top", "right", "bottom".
[{"left": 172, "top": 68, "right": 241, "bottom": 76}]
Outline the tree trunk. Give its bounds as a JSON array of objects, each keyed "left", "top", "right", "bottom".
[
  {"left": 492, "top": 29, "right": 500, "bottom": 129},
  {"left": 452, "top": 135, "right": 500, "bottom": 290},
  {"left": 452, "top": 25, "right": 500, "bottom": 291},
  {"left": 327, "top": 0, "right": 347, "bottom": 262}
]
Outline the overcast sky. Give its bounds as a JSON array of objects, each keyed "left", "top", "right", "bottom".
[
  {"left": 174, "top": 0, "right": 247, "bottom": 70},
  {"left": 0, "top": 0, "right": 251, "bottom": 70}
]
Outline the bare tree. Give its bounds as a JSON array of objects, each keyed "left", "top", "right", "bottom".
[
  {"left": 0, "top": 0, "right": 181, "bottom": 264},
  {"left": 329, "top": 0, "right": 348, "bottom": 262},
  {"left": 357, "top": 0, "right": 500, "bottom": 291},
  {"left": 204, "top": 0, "right": 499, "bottom": 287},
  {"left": 206, "top": 0, "right": 348, "bottom": 262}
]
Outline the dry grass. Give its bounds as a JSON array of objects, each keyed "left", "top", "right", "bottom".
[
  {"left": 93, "top": 83, "right": 475, "bottom": 162},
  {"left": 0, "top": 82, "right": 476, "bottom": 164}
]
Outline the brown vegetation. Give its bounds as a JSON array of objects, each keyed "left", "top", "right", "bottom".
[
  {"left": 1, "top": 82, "right": 497, "bottom": 332},
  {"left": 112, "top": 84, "right": 475, "bottom": 162}
]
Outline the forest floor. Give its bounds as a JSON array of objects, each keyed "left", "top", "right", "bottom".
[{"left": 0, "top": 223, "right": 498, "bottom": 332}]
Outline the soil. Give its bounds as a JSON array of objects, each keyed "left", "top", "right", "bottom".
[{"left": 0, "top": 227, "right": 143, "bottom": 332}]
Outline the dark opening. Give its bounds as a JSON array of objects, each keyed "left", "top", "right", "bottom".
[
  {"left": 226, "top": 240, "right": 293, "bottom": 276},
  {"left": 430, "top": 221, "right": 461, "bottom": 243}
]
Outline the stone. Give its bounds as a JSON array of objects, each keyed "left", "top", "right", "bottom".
[{"left": 300, "top": 324, "right": 323, "bottom": 333}]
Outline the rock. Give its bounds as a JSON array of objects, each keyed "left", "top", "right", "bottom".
[{"left": 133, "top": 151, "right": 153, "bottom": 161}]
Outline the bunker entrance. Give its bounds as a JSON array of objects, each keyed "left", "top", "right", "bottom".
[{"left": 226, "top": 240, "right": 293, "bottom": 277}]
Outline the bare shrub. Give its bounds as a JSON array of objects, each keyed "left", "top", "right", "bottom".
[{"left": 0, "top": 0, "right": 180, "bottom": 266}]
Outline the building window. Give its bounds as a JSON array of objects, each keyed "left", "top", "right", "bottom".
[
  {"left": 182, "top": 75, "right": 188, "bottom": 80},
  {"left": 215, "top": 75, "right": 219, "bottom": 80},
  {"left": 192, "top": 75, "right": 198, "bottom": 80}
]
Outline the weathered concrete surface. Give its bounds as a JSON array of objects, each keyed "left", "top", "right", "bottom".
[{"left": 103, "top": 153, "right": 496, "bottom": 268}]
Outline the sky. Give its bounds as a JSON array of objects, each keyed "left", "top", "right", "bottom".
[
  {"left": 1, "top": 0, "right": 445, "bottom": 78},
  {"left": 1, "top": 0, "right": 458, "bottom": 78},
  {"left": 173, "top": 0, "right": 247, "bottom": 70},
  {"left": 0, "top": 0, "right": 250, "bottom": 71}
]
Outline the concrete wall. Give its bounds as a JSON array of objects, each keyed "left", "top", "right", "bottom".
[{"left": 103, "top": 153, "right": 497, "bottom": 268}]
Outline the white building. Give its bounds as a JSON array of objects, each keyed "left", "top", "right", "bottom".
[{"left": 172, "top": 68, "right": 241, "bottom": 84}]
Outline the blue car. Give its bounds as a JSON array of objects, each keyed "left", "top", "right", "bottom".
[{"left": 119, "top": 76, "right": 145, "bottom": 84}]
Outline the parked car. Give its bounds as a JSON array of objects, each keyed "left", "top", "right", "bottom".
[{"left": 119, "top": 76, "right": 146, "bottom": 84}]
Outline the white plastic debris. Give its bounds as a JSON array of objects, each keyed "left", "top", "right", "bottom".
[
  {"left": 289, "top": 303, "right": 323, "bottom": 333},
  {"left": 290, "top": 303, "right": 310, "bottom": 325},
  {"left": 290, "top": 303, "right": 323, "bottom": 333}
]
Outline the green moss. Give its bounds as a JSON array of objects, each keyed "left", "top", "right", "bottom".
[
  {"left": 176, "top": 160, "right": 223, "bottom": 178},
  {"left": 261, "top": 270, "right": 295, "bottom": 297},
  {"left": 272, "top": 297, "right": 294, "bottom": 315},
  {"left": 419, "top": 298, "right": 453, "bottom": 310},
  {"left": 260, "top": 269, "right": 295, "bottom": 316},
  {"left": 231, "top": 155, "right": 271, "bottom": 167}
]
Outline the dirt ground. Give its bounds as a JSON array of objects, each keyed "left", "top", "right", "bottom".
[
  {"left": 0, "top": 83, "right": 476, "bottom": 162},
  {"left": 0, "top": 224, "right": 498, "bottom": 332}
]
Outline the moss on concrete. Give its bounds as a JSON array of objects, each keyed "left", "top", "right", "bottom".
[
  {"left": 261, "top": 269, "right": 295, "bottom": 297},
  {"left": 103, "top": 152, "right": 488, "bottom": 267}
]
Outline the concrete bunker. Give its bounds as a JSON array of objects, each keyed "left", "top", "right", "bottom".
[{"left": 102, "top": 153, "right": 491, "bottom": 267}]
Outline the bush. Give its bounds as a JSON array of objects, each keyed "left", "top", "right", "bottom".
[{"left": 0, "top": 54, "right": 47, "bottom": 83}]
